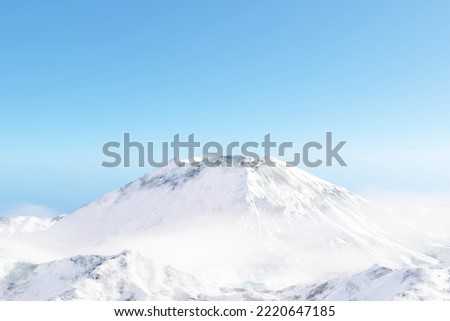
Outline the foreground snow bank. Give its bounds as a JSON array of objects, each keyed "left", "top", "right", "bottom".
[{"left": 1, "top": 251, "right": 448, "bottom": 301}]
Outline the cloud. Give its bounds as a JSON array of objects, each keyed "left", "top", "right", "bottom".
[
  {"left": 359, "top": 187, "right": 450, "bottom": 211},
  {"left": 0, "top": 203, "right": 62, "bottom": 218},
  {"left": 358, "top": 187, "right": 450, "bottom": 238}
]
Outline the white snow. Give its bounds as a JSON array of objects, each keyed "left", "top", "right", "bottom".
[
  {"left": 1, "top": 251, "right": 448, "bottom": 301},
  {"left": 0, "top": 251, "right": 206, "bottom": 300},
  {"left": 0, "top": 155, "right": 448, "bottom": 300},
  {"left": 0, "top": 215, "right": 65, "bottom": 236}
]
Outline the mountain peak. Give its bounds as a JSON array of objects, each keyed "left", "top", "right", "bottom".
[{"left": 170, "top": 154, "right": 275, "bottom": 168}]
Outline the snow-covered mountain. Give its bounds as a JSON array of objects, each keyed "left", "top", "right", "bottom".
[
  {"left": 0, "top": 155, "right": 448, "bottom": 300},
  {"left": 278, "top": 265, "right": 450, "bottom": 301},
  {"left": 1, "top": 250, "right": 448, "bottom": 301},
  {"left": 49, "top": 155, "right": 383, "bottom": 244},
  {"left": 36, "top": 156, "right": 434, "bottom": 286},
  {"left": 0, "top": 251, "right": 204, "bottom": 301},
  {"left": 0, "top": 215, "right": 65, "bottom": 236}
]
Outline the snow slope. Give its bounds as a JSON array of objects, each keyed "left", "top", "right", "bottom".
[
  {"left": 34, "top": 156, "right": 435, "bottom": 287},
  {"left": 206, "top": 264, "right": 450, "bottom": 301},
  {"left": 1, "top": 251, "right": 448, "bottom": 301},
  {"left": 0, "top": 251, "right": 204, "bottom": 301},
  {"left": 277, "top": 265, "right": 450, "bottom": 301},
  {"left": 0, "top": 253, "right": 15, "bottom": 279}
]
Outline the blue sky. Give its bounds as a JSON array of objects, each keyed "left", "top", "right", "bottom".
[{"left": 1, "top": 1, "right": 449, "bottom": 216}]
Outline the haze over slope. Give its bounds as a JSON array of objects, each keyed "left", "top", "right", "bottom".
[{"left": 0, "top": 156, "right": 434, "bottom": 287}]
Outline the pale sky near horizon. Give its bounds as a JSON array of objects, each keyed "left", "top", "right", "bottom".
[{"left": 1, "top": 1, "right": 449, "bottom": 216}]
